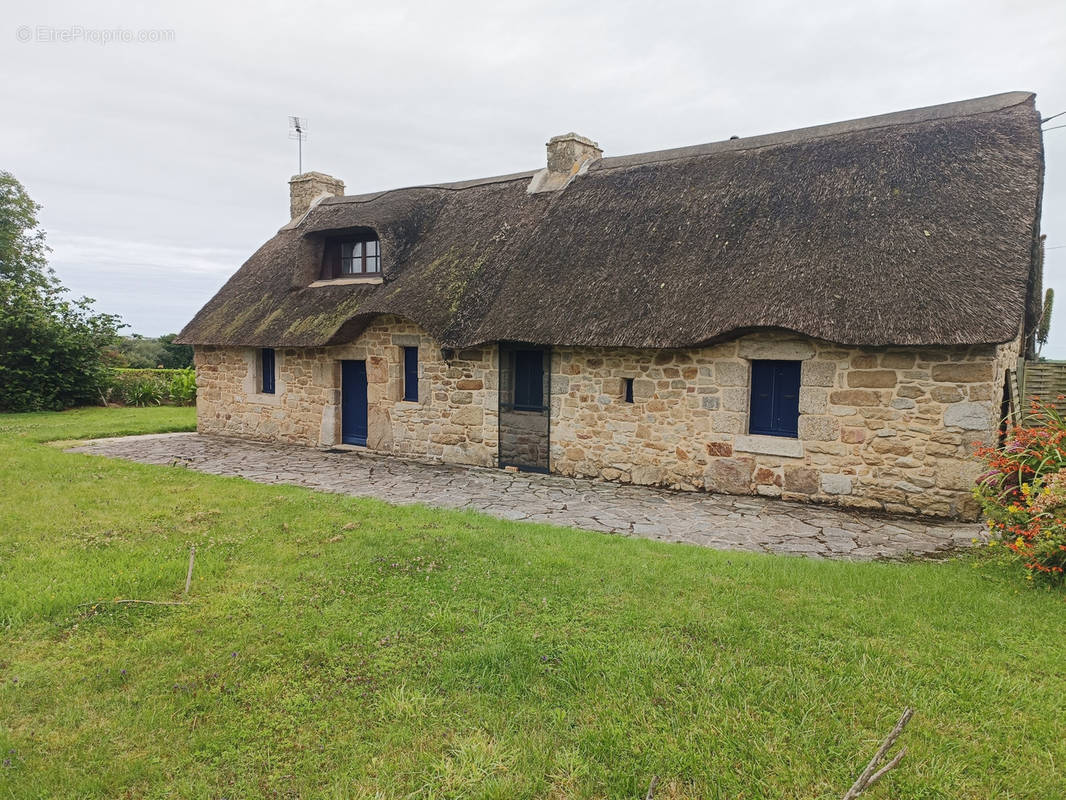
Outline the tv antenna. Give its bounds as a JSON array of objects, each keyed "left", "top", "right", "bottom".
[{"left": 288, "top": 116, "right": 307, "bottom": 173}]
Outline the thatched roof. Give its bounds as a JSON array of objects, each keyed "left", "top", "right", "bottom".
[{"left": 179, "top": 91, "right": 1045, "bottom": 350}]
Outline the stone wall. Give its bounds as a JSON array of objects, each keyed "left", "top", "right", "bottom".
[
  {"left": 549, "top": 332, "right": 1022, "bottom": 520},
  {"left": 194, "top": 316, "right": 498, "bottom": 466},
  {"left": 195, "top": 346, "right": 333, "bottom": 445},
  {"left": 499, "top": 410, "right": 549, "bottom": 469},
  {"left": 329, "top": 317, "right": 498, "bottom": 466},
  {"left": 196, "top": 322, "right": 1021, "bottom": 521}
]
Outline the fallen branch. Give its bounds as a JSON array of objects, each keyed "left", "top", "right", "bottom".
[
  {"left": 842, "top": 707, "right": 914, "bottom": 800},
  {"left": 76, "top": 545, "right": 199, "bottom": 611},
  {"left": 78, "top": 599, "right": 187, "bottom": 607},
  {"left": 645, "top": 775, "right": 659, "bottom": 799}
]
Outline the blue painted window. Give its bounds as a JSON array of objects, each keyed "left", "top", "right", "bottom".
[
  {"left": 749, "top": 360, "right": 800, "bottom": 437},
  {"left": 260, "top": 348, "right": 276, "bottom": 394},
  {"left": 403, "top": 346, "right": 418, "bottom": 401},
  {"left": 513, "top": 350, "right": 544, "bottom": 411}
]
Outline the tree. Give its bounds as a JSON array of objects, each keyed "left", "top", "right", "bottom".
[
  {"left": 158, "top": 333, "right": 193, "bottom": 369},
  {"left": 0, "top": 171, "right": 123, "bottom": 411},
  {"left": 1037, "top": 287, "right": 1054, "bottom": 358},
  {"left": 0, "top": 172, "right": 48, "bottom": 286},
  {"left": 114, "top": 334, "right": 167, "bottom": 368},
  {"left": 111, "top": 334, "right": 193, "bottom": 369}
]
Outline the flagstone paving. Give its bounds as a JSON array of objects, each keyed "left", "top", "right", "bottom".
[{"left": 70, "top": 433, "right": 983, "bottom": 560}]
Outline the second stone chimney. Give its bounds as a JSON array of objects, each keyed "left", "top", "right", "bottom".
[
  {"left": 289, "top": 171, "right": 345, "bottom": 220},
  {"left": 528, "top": 132, "right": 602, "bottom": 193}
]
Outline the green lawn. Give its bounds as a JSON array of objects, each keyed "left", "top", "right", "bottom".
[{"left": 0, "top": 408, "right": 1063, "bottom": 799}]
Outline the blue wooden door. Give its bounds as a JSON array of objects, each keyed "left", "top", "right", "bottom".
[{"left": 341, "top": 360, "right": 368, "bottom": 445}]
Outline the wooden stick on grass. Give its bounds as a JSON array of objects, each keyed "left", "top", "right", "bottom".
[
  {"left": 78, "top": 546, "right": 198, "bottom": 610},
  {"left": 841, "top": 707, "right": 915, "bottom": 800},
  {"left": 184, "top": 545, "right": 196, "bottom": 595},
  {"left": 645, "top": 775, "right": 659, "bottom": 799}
]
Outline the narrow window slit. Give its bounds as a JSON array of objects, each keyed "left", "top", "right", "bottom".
[
  {"left": 260, "top": 348, "right": 276, "bottom": 394},
  {"left": 403, "top": 346, "right": 418, "bottom": 402}
]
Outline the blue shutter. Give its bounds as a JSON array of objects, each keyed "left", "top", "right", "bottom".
[
  {"left": 403, "top": 346, "right": 418, "bottom": 401},
  {"left": 771, "top": 361, "right": 800, "bottom": 437},
  {"left": 749, "top": 361, "right": 775, "bottom": 435},
  {"left": 261, "top": 348, "right": 276, "bottom": 394},
  {"left": 749, "top": 360, "right": 799, "bottom": 437}
]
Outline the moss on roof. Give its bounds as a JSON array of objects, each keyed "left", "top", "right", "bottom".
[{"left": 179, "top": 92, "right": 1044, "bottom": 350}]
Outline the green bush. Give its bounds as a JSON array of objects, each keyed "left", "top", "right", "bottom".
[
  {"left": 106, "top": 368, "right": 195, "bottom": 406},
  {"left": 168, "top": 368, "right": 197, "bottom": 405},
  {"left": 122, "top": 379, "right": 163, "bottom": 407}
]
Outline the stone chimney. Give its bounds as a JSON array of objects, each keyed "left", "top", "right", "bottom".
[
  {"left": 528, "top": 132, "right": 602, "bottom": 193},
  {"left": 288, "top": 171, "right": 345, "bottom": 220},
  {"left": 547, "top": 133, "right": 602, "bottom": 175}
]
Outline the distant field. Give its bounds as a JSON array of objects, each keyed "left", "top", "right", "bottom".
[{"left": 0, "top": 407, "right": 1063, "bottom": 799}]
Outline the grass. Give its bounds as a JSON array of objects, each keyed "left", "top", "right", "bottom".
[{"left": 0, "top": 407, "right": 1064, "bottom": 799}]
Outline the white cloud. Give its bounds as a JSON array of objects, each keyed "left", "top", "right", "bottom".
[
  {"left": 50, "top": 232, "right": 243, "bottom": 278},
  {"left": 1, "top": 0, "right": 1064, "bottom": 345},
  {"left": 47, "top": 232, "right": 243, "bottom": 335}
]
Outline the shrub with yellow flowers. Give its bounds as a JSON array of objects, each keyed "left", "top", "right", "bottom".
[{"left": 973, "top": 399, "right": 1066, "bottom": 583}]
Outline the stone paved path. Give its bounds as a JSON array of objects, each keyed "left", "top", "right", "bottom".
[{"left": 70, "top": 433, "right": 982, "bottom": 560}]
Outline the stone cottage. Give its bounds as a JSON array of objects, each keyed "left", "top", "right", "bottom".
[{"left": 178, "top": 92, "right": 1046, "bottom": 520}]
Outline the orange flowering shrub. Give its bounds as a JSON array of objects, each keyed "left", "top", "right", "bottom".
[{"left": 973, "top": 399, "right": 1066, "bottom": 584}]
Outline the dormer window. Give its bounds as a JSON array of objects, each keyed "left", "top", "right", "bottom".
[
  {"left": 320, "top": 235, "right": 381, "bottom": 280},
  {"left": 341, "top": 239, "right": 380, "bottom": 275}
]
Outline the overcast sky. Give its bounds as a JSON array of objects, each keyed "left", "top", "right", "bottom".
[{"left": 3, "top": 0, "right": 1065, "bottom": 353}]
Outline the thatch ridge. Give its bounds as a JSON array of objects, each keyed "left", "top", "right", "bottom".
[
  {"left": 179, "top": 92, "right": 1044, "bottom": 351},
  {"left": 594, "top": 91, "right": 1034, "bottom": 171}
]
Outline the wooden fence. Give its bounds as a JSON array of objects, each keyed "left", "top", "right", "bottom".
[{"left": 1018, "top": 360, "right": 1066, "bottom": 421}]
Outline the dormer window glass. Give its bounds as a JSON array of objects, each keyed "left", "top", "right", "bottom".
[
  {"left": 321, "top": 235, "right": 381, "bottom": 280},
  {"left": 341, "top": 239, "right": 380, "bottom": 275}
]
